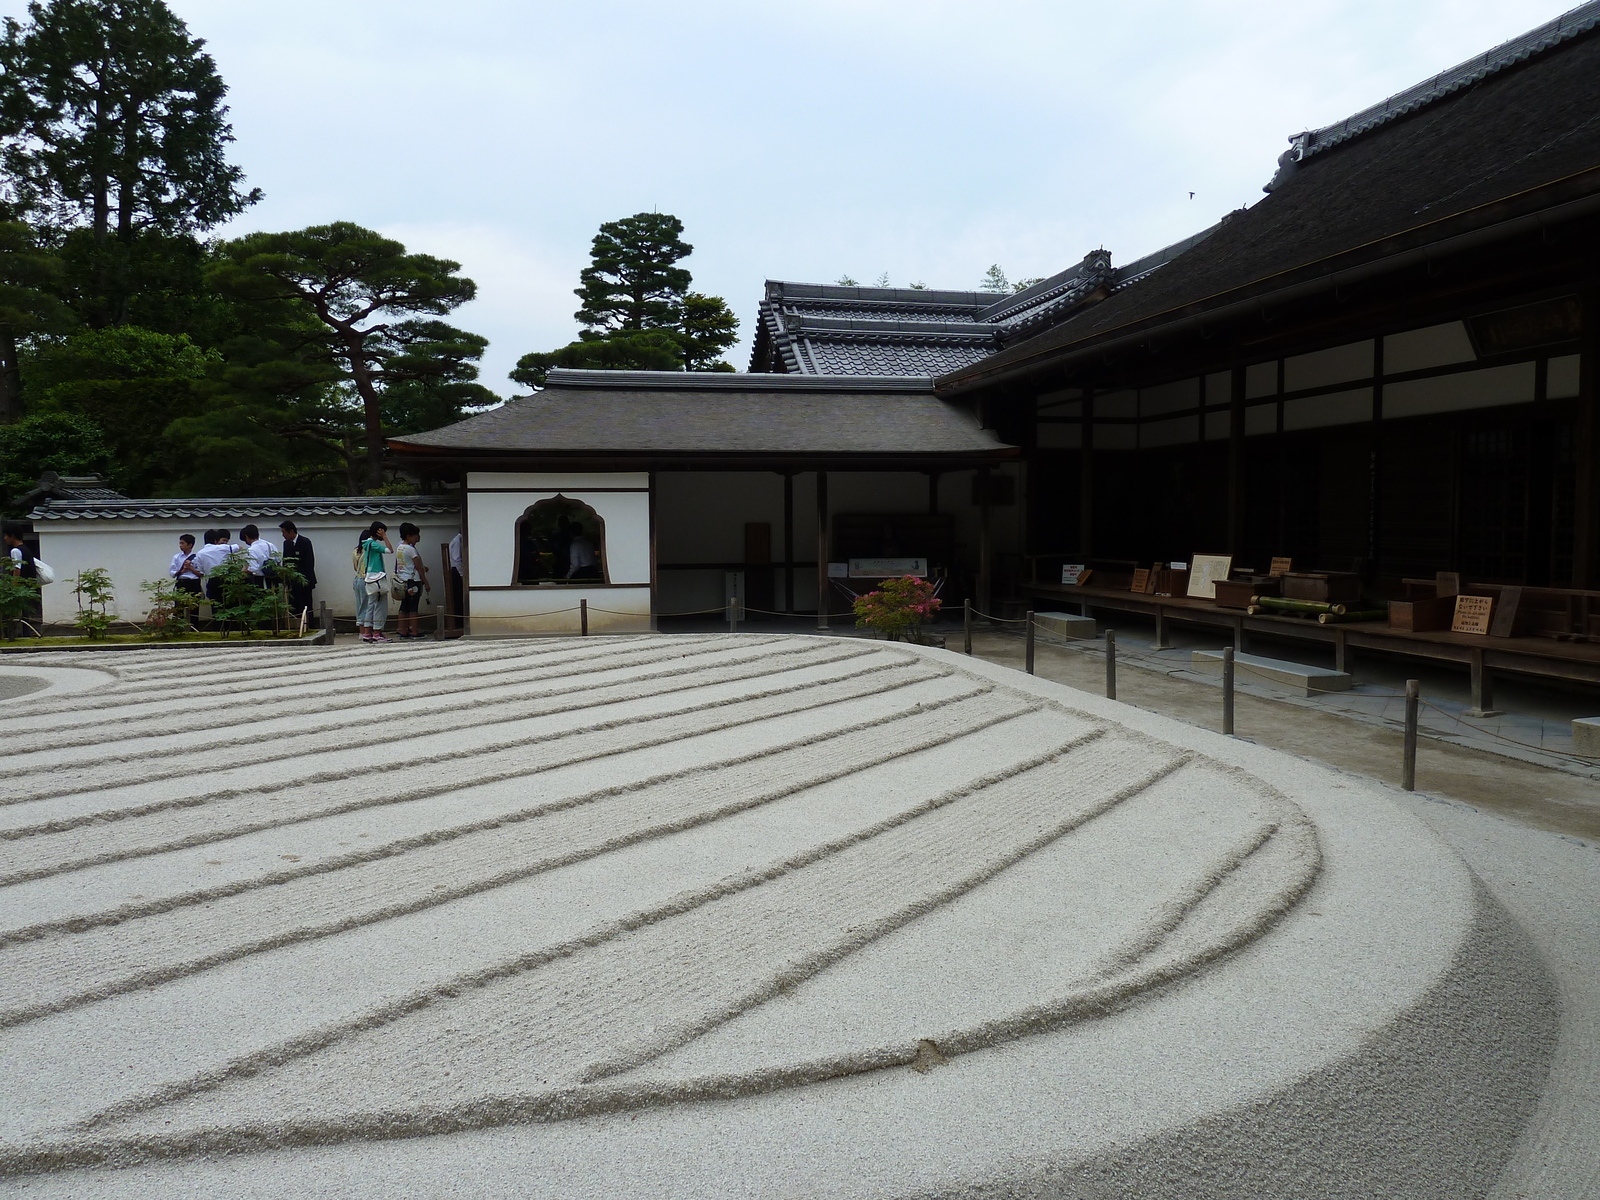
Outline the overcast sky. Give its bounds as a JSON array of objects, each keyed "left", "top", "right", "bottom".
[{"left": 44, "top": 2, "right": 1593, "bottom": 391}]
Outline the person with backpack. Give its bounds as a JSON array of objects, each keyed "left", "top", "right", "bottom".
[
  {"left": 353, "top": 522, "right": 394, "bottom": 643},
  {"left": 393, "top": 522, "right": 431, "bottom": 639}
]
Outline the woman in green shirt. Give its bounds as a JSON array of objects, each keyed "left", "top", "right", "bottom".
[{"left": 354, "top": 522, "right": 394, "bottom": 643}]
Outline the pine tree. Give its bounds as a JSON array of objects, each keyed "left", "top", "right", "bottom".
[
  {"left": 574, "top": 212, "right": 692, "bottom": 334},
  {"left": 0, "top": 0, "right": 260, "bottom": 324}
]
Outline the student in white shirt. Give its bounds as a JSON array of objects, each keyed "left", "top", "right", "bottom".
[
  {"left": 190, "top": 529, "right": 239, "bottom": 603},
  {"left": 169, "top": 534, "right": 203, "bottom": 597},
  {"left": 239, "top": 524, "right": 279, "bottom": 587}
]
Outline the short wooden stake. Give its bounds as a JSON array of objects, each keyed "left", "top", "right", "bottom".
[
  {"left": 1403, "top": 679, "right": 1420, "bottom": 791},
  {"left": 1105, "top": 629, "right": 1117, "bottom": 700},
  {"left": 1152, "top": 606, "right": 1170, "bottom": 650},
  {"left": 963, "top": 598, "right": 972, "bottom": 655},
  {"left": 1024, "top": 610, "right": 1036, "bottom": 674},
  {"left": 580, "top": 598, "right": 589, "bottom": 636},
  {"left": 320, "top": 602, "right": 334, "bottom": 647},
  {"left": 728, "top": 594, "right": 738, "bottom": 633},
  {"left": 1222, "top": 645, "right": 1235, "bottom": 735}
]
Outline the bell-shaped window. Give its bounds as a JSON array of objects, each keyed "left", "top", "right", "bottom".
[{"left": 514, "top": 496, "right": 607, "bottom": 584}]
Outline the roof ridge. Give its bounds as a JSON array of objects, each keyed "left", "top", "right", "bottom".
[
  {"left": 543, "top": 368, "right": 936, "bottom": 391},
  {"left": 1265, "top": 0, "right": 1600, "bottom": 190}
]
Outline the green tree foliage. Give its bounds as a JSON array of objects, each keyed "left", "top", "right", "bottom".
[
  {"left": 21, "top": 323, "right": 215, "bottom": 494},
  {"left": 980, "top": 264, "right": 1009, "bottom": 293},
  {"left": 0, "top": 409, "right": 112, "bottom": 512},
  {"left": 0, "top": 220, "right": 72, "bottom": 420},
  {"left": 0, "top": 1, "right": 259, "bottom": 241},
  {"left": 678, "top": 292, "right": 739, "bottom": 371},
  {"left": 208, "top": 222, "right": 481, "bottom": 491},
  {"left": 510, "top": 330, "right": 684, "bottom": 389},
  {"left": 515, "top": 214, "right": 739, "bottom": 386},
  {"left": 70, "top": 563, "right": 115, "bottom": 637},
  {"left": 574, "top": 212, "right": 692, "bottom": 334}
]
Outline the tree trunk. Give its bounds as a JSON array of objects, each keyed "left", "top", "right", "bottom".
[
  {"left": 346, "top": 337, "right": 386, "bottom": 493},
  {"left": 0, "top": 331, "right": 20, "bottom": 423}
]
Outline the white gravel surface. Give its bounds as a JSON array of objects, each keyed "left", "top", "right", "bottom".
[{"left": 0, "top": 636, "right": 1568, "bottom": 1198}]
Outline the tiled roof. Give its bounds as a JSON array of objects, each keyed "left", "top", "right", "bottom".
[
  {"left": 1265, "top": 0, "right": 1600, "bottom": 191},
  {"left": 32, "top": 496, "right": 459, "bottom": 521},
  {"left": 746, "top": 246, "right": 1212, "bottom": 377},
  {"left": 11, "top": 471, "right": 128, "bottom": 511},
  {"left": 391, "top": 370, "right": 1013, "bottom": 458},
  {"left": 942, "top": 9, "right": 1600, "bottom": 391}
]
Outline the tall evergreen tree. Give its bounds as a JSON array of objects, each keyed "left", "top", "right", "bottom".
[
  {"left": 208, "top": 222, "right": 483, "bottom": 492},
  {"left": 677, "top": 291, "right": 738, "bottom": 371},
  {"left": 574, "top": 212, "right": 692, "bottom": 334},
  {"left": 0, "top": 0, "right": 260, "bottom": 324},
  {"left": 0, "top": 220, "right": 71, "bottom": 420}
]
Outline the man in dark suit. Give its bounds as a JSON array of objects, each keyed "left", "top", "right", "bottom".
[{"left": 278, "top": 520, "right": 317, "bottom": 619}]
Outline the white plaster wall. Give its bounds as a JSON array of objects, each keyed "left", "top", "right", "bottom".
[
  {"left": 35, "top": 512, "right": 459, "bottom": 626},
  {"left": 464, "top": 473, "right": 651, "bottom": 634}
]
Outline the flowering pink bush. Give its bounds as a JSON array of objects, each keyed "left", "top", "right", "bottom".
[{"left": 853, "top": 575, "right": 942, "bottom": 642}]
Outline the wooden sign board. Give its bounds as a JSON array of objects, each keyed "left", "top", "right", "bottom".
[
  {"left": 1061, "top": 564, "right": 1092, "bottom": 586},
  {"left": 1451, "top": 594, "right": 1494, "bottom": 636},
  {"left": 1436, "top": 571, "right": 1461, "bottom": 599},
  {"left": 1130, "top": 568, "right": 1151, "bottom": 593},
  {"left": 1488, "top": 585, "right": 1521, "bottom": 638},
  {"left": 1269, "top": 557, "right": 1293, "bottom": 577},
  {"left": 1145, "top": 565, "right": 1163, "bottom": 593},
  {"left": 1186, "top": 553, "right": 1234, "bottom": 600}
]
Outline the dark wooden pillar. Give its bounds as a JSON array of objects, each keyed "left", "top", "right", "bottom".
[
  {"left": 1079, "top": 389, "right": 1095, "bottom": 558},
  {"left": 647, "top": 470, "right": 658, "bottom": 631},
  {"left": 1575, "top": 290, "right": 1600, "bottom": 588},
  {"left": 1227, "top": 367, "right": 1245, "bottom": 555},
  {"left": 1369, "top": 337, "right": 1385, "bottom": 574},
  {"left": 782, "top": 471, "right": 795, "bottom": 613},
  {"left": 927, "top": 470, "right": 941, "bottom": 514},
  {"left": 977, "top": 465, "right": 993, "bottom": 618},
  {"left": 815, "top": 469, "right": 829, "bottom": 631}
]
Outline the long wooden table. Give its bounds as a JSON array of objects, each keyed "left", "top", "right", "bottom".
[{"left": 1017, "top": 581, "right": 1600, "bottom": 709}]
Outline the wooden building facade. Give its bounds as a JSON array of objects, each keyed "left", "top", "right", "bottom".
[{"left": 941, "top": 5, "right": 1600, "bottom": 596}]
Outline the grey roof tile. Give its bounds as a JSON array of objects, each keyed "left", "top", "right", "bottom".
[{"left": 31, "top": 497, "right": 458, "bottom": 521}]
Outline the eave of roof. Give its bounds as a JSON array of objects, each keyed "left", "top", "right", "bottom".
[{"left": 31, "top": 497, "right": 459, "bottom": 521}]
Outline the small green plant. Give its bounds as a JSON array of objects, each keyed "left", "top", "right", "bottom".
[
  {"left": 139, "top": 577, "right": 200, "bottom": 639},
  {"left": 71, "top": 567, "right": 118, "bottom": 640},
  {"left": 209, "top": 550, "right": 306, "bottom": 638},
  {"left": 853, "top": 575, "right": 943, "bottom": 643},
  {"left": 0, "top": 571, "right": 42, "bottom": 640}
]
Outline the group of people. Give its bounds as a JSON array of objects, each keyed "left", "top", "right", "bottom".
[
  {"left": 352, "top": 521, "right": 431, "bottom": 643},
  {"left": 167, "top": 519, "right": 440, "bottom": 643},
  {"left": 168, "top": 521, "right": 318, "bottom": 617}
]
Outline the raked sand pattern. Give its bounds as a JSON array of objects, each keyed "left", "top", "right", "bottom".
[{"left": 0, "top": 636, "right": 1559, "bottom": 1198}]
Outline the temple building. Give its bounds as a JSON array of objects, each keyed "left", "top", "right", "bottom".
[{"left": 394, "top": 3, "right": 1600, "bottom": 695}]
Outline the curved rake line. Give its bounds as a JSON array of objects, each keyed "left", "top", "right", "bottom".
[
  {"left": 58, "top": 729, "right": 1112, "bottom": 1141},
  {"left": 576, "top": 752, "right": 1195, "bottom": 1084},
  {"left": 0, "top": 648, "right": 910, "bottom": 852},
  {"left": 1, "top": 637, "right": 846, "bottom": 769},
  {"left": 0, "top": 661, "right": 964, "bottom": 921},
  {"left": 0, "top": 641, "right": 885, "bottom": 812},
  {"left": 0, "top": 696, "right": 1041, "bottom": 1029},
  {"left": 20, "top": 773, "right": 1317, "bottom": 1172},
  {"left": 4, "top": 634, "right": 750, "bottom": 724},
  {"left": 2, "top": 634, "right": 662, "bottom": 719},
  {"left": 1, "top": 636, "right": 753, "bottom": 751}
]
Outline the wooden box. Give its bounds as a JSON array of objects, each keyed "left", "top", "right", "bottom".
[
  {"left": 1212, "top": 580, "right": 1258, "bottom": 610},
  {"left": 1154, "top": 568, "right": 1189, "bottom": 596},
  {"left": 1281, "top": 571, "right": 1363, "bottom": 605},
  {"left": 1388, "top": 596, "right": 1455, "bottom": 632}
]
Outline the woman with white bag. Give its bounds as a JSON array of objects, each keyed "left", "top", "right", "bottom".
[{"left": 352, "top": 522, "right": 394, "bottom": 644}]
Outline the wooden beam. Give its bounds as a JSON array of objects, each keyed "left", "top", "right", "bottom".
[
  {"left": 1575, "top": 288, "right": 1600, "bottom": 588},
  {"left": 1227, "top": 367, "right": 1245, "bottom": 554},
  {"left": 782, "top": 471, "right": 795, "bottom": 614},
  {"left": 815, "top": 470, "right": 829, "bottom": 631},
  {"left": 1079, "top": 389, "right": 1095, "bottom": 557},
  {"left": 978, "top": 465, "right": 993, "bottom": 619}
]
